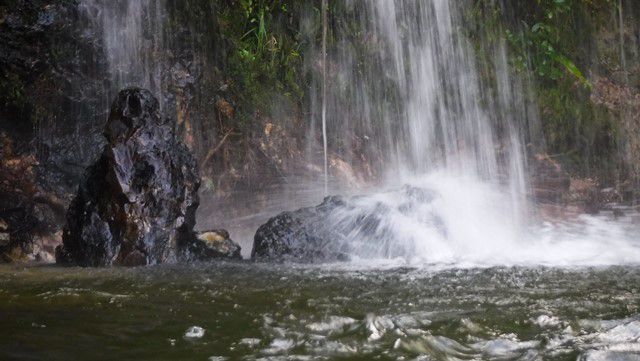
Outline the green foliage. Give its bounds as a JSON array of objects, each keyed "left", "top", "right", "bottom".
[
  {"left": 505, "top": 0, "right": 590, "bottom": 87},
  {"left": 221, "top": 0, "right": 305, "bottom": 119},
  {"left": 469, "top": 0, "right": 623, "bottom": 180},
  {"left": 536, "top": 77, "right": 617, "bottom": 175},
  {"left": 163, "top": 0, "right": 309, "bottom": 134}
]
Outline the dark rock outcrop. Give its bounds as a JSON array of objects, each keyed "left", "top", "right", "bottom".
[
  {"left": 56, "top": 88, "right": 202, "bottom": 266},
  {"left": 251, "top": 185, "right": 443, "bottom": 263},
  {"left": 252, "top": 196, "right": 349, "bottom": 263},
  {"left": 0, "top": 0, "right": 107, "bottom": 186}
]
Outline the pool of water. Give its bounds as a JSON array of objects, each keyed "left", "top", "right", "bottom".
[{"left": 1, "top": 262, "right": 639, "bottom": 360}]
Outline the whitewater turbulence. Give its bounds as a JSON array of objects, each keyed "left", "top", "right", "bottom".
[{"left": 324, "top": 173, "right": 640, "bottom": 267}]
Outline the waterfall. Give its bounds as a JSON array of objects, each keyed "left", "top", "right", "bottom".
[
  {"left": 79, "top": 0, "right": 166, "bottom": 108},
  {"left": 73, "top": 0, "right": 640, "bottom": 264},
  {"left": 619, "top": 0, "right": 627, "bottom": 82},
  {"left": 79, "top": 0, "right": 529, "bottom": 198},
  {"left": 322, "top": 1, "right": 528, "bottom": 182},
  {"left": 298, "top": 0, "right": 552, "bottom": 262},
  {"left": 301, "top": 0, "right": 640, "bottom": 265}
]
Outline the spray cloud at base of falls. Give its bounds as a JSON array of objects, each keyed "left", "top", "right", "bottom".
[{"left": 318, "top": 173, "right": 640, "bottom": 267}]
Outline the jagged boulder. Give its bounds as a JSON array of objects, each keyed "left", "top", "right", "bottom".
[
  {"left": 252, "top": 185, "right": 443, "bottom": 263},
  {"left": 251, "top": 196, "right": 351, "bottom": 263},
  {"left": 56, "top": 88, "right": 202, "bottom": 266}
]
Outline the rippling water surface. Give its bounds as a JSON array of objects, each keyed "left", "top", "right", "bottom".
[{"left": 1, "top": 263, "right": 639, "bottom": 360}]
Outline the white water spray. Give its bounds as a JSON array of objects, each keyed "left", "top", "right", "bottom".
[{"left": 326, "top": 173, "right": 640, "bottom": 267}]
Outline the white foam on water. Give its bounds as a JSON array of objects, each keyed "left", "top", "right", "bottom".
[
  {"left": 306, "top": 316, "right": 357, "bottom": 334},
  {"left": 365, "top": 314, "right": 394, "bottom": 341},
  {"left": 532, "top": 315, "right": 562, "bottom": 328},
  {"left": 326, "top": 173, "right": 640, "bottom": 268},
  {"left": 184, "top": 326, "right": 205, "bottom": 339},
  {"left": 471, "top": 336, "right": 540, "bottom": 358},
  {"left": 263, "top": 338, "right": 297, "bottom": 355},
  {"left": 598, "top": 321, "right": 640, "bottom": 343},
  {"left": 239, "top": 338, "right": 262, "bottom": 348}
]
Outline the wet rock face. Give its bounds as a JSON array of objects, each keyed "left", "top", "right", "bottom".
[
  {"left": 531, "top": 153, "right": 570, "bottom": 203},
  {"left": 251, "top": 196, "right": 350, "bottom": 263},
  {"left": 1, "top": 0, "right": 107, "bottom": 188},
  {"left": 0, "top": 133, "right": 66, "bottom": 263},
  {"left": 56, "top": 88, "right": 200, "bottom": 266}
]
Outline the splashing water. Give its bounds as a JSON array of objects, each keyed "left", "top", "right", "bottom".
[
  {"left": 2, "top": 264, "right": 640, "bottom": 360},
  {"left": 321, "top": 173, "right": 640, "bottom": 267}
]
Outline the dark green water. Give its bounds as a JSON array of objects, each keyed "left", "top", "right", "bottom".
[{"left": 1, "top": 263, "right": 639, "bottom": 360}]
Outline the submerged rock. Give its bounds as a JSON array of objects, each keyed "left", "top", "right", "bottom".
[
  {"left": 56, "top": 88, "right": 205, "bottom": 266},
  {"left": 187, "top": 229, "right": 242, "bottom": 260}
]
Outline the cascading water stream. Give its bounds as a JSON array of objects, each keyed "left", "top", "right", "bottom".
[
  {"left": 321, "top": 0, "right": 329, "bottom": 195},
  {"left": 79, "top": 0, "right": 165, "bottom": 109},
  {"left": 308, "top": 0, "right": 640, "bottom": 265},
  {"left": 318, "top": 1, "right": 521, "bottom": 179},
  {"left": 619, "top": 0, "right": 627, "bottom": 83},
  {"left": 311, "top": 0, "right": 529, "bottom": 257}
]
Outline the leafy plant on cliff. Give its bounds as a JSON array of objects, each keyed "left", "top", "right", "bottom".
[
  {"left": 221, "top": 0, "right": 305, "bottom": 119},
  {"left": 504, "top": 0, "right": 591, "bottom": 87},
  {"left": 469, "top": 0, "right": 622, "bottom": 182}
]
